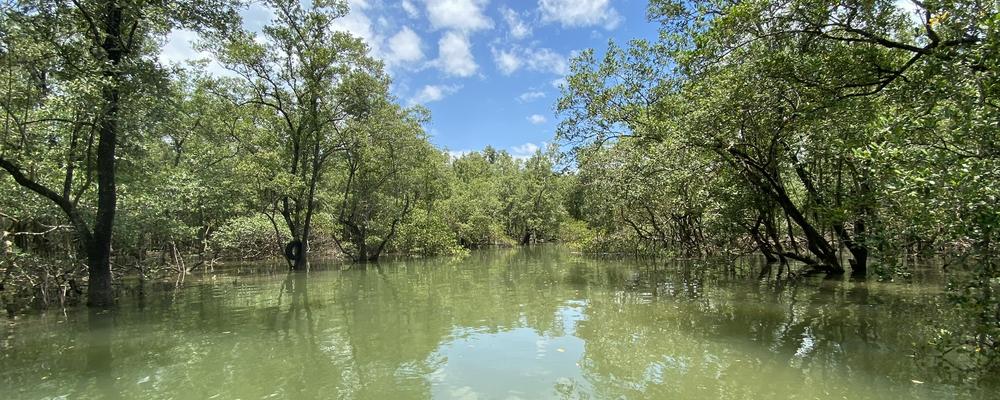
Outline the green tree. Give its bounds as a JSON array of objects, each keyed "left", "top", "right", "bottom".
[
  {"left": 444, "top": 150, "right": 510, "bottom": 247},
  {"left": 329, "top": 100, "right": 444, "bottom": 261},
  {"left": 506, "top": 149, "right": 567, "bottom": 244},
  {"left": 0, "top": 0, "right": 239, "bottom": 306},
  {"left": 212, "top": 0, "right": 380, "bottom": 270}
]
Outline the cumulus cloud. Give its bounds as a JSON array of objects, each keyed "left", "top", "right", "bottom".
[
  {"left": 241, "top": 3, "right": 276, "bottom": 32},
  {"left": 436, "top": 31, "right": 478, "bottom": 77},
  {"left": 518, "top": 91, "right": 546, "bottom": 102},
  {"left": 538, "top": 0, "right": 622, "bottom": 29},
  {"left": 492, "top": 46, "right": 568, "bottom": 75},
  {"left": 332, "top": 0, "right": 430, "bottom": 66},
  {"left": 331, "top": 0, "right": 383, "bottom": 55},
  {"left": 492, "top": 48, "right": 522, "bottom": 75},
  {"left": 425, "top": 0, "right": 493, "bottom": 32},
  {"left": 411, "top": 84, "right": 462, "bottom": 104},
  {"left": 402, "top": 0, "right": 420, "bottom": 18},
  {"left": 523, "top": 48, "right": 569, "bottom": 75},
  {"left": 500, "top": 7, "right": 531, "bottom": 39},
  {"left": 511, "top": 142, "right": 542, "bottom": 158},
  {"left": 526, "top": 114, "right": 547, "bottom": 125},
  {"left": 159, "top": 29, "right": 231, "bottom": 76},
  {"left": 160, "top": 29, "right": 208, "bottom": 64},
  {"left": 387, "top": 26, "right": 424, "bottom": 65},
  {"left": 550, "top": 77, "right": 567, "bottom": 89},
  {"left": 447, "top": 149, "right": 473, "bottom": 159}
]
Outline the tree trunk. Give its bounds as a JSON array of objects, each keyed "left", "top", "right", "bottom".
[
  {"left": 292, "top": 237, "right": 309, "bottom": 271},
  {"left": 353, "top": 231, "right": 368, "bottom": 263},
  {"left": 847, "top": 218, "right": 868, "bottom": 276},
  {"left": 87, "top": 82, "right": 119, "bottom": 306},
  {"left": 724, "top": 146, "right": 844, "bottom": 274},
  {"left": 777, "top": 193, "right": 843, "bottom": 274},
  {"left": 293, "top": 153, "right": 320, "bottom": 271},
  {"left": 85, "top": 3, "right": 124, "bottom": 308},
  {"left": 749, "top": 217, "right": 778, "bottom": 263},
  {"left": 761, "top": 210, "right": 790, "bottom": 267},
  {"left": 792, "top": 156, "right": 868, "bottom": 275},
  {"left": 86, "top": 242, "right": 114, "bottom": 308}
]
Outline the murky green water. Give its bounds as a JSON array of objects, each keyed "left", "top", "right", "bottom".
[{"left": 0, "top": 246, "right": 986, "bottom": 399}]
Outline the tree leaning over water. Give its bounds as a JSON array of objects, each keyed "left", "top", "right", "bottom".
[
  {"left": 558, "top": 0, "right": 998, "bottom": 274},
  {"left": 557, "top": 0, "right": 999, "bottom": 378},
  {"left": 0, "top": 0, "right": 241, "bottom": 306}
]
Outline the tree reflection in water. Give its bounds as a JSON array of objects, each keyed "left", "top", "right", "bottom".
[{"left": 0, "top": 246, "right": 984, "bottom": 399}]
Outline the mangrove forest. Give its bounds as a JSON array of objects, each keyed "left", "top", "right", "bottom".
[{"left": 1, "top": 0, "right": 998, "bottom": 398}]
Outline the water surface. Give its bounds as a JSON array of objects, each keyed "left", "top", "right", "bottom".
[{"left": 0, "top": 246, "right": 981, "bottom": 399}]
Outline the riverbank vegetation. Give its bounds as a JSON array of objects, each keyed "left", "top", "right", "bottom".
[
  {"left": 1, "top": 0, "right": 998, "bottom": 385},
  {"left": 0, "top": 0, "right": 574, "bottom": 311},
  {"left": 556, "top": 0, "right": 998, "bottom": 381}
]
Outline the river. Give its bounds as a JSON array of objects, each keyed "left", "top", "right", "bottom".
[{"left": 0, "top": 246, "right": 987, "bottom": 399}]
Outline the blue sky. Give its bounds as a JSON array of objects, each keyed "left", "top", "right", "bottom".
[{"left": 161, "top": 0, "right": 661, "bottom": 158}]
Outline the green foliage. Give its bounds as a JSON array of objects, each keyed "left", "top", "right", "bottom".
[
  {"left": 209, "top": 215, "right": 289, "bottom": 260},
  {"left": 443, "top": 150, "right": 510, "bottom": 247},
  {"left": 0, "top": 0, "right": 577, "bottom": 297},
  {"left": 556, "top": 0, "right": 1000, "bottom": 382},
  {"left": 557, "top": 219, "right": 595, "bottom": 250},
  {"left": 0, "top": 0, "right": 994, "bottom": 388},
  {"left": 442, "top": 147, "right": 571, "bottom": 248},
  {"left": 393, "top": 209, "right": 467, "bottom": 257}
]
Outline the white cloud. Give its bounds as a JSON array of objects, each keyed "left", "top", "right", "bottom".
[
  {"left": 492, "top": 48, "right": 522, "bottom": 75},
  {"left": 501, "top": 7, "right": 531, "bottom": 39},
  {"left": 524, "top": 48, "right": 568, "bottom": 75},
  {"left": 447, "top": 149, "right": 473, "bottom": 159},
  {"left": 241, "top": 3, "right": 276, "bottom": 32},
  {"left": 518, "top": 91, "right": 546, "bottom": 102},
  {"left": 159, "top": 29, "right": 206, "bottom": 65},
  {"left": 387, "top": 26, "right": 424, "bottom": 65},
  {"left": 425, "top": 0, "right": 493, "bottom": 32},
  {"left": 492, "top": 46, "right": 568, "bottom": 75},
  {"left": 511, "top": 142, "right": 542, "bottom": 158},
  {"left": 402, "top": 0, "right": 420, "bottom": 18},
  {"left": 331, "top": 1, "right": 383, "bottom": 56},
  {"left": 526, "top": 114, "right": 547, "bottom": 125},
  {"left": 436, "top": 31, "right": 478, "bottom": 77},
  {"left": 411, "top": 84, "right": 462, "bottom": 104},
  {"left": 159, "top": 29, "right": 230, "bottom": 76},
  {"left": 551, "top": 77, "right": 567, "bottom": 89},
  {"left": 538, "top": 0, "right": 622, "bottom": 29}
]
